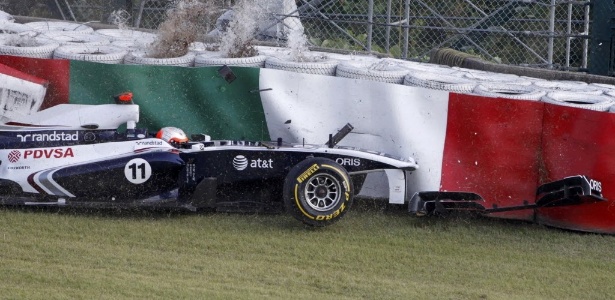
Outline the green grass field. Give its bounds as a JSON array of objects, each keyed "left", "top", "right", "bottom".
[{"left": 1, "top": 202, "right": 613, "bottom": 299}]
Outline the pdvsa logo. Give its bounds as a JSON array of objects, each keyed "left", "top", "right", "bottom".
[
  {"left": 232, "top": 155, "right": 274, "bottom": 171},
  {"left": 20, "top": 148, "right": 74, "bottom": 161},
  {"left": 8, "top": 150, "right": 20, "bottom": 163}
]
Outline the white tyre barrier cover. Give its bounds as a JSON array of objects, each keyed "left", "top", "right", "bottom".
[
  {"left": 403, "top": 72, "right": 477, "bottom": 93},
  {"left": 336, "top": 59, "right": 408, "bottom": 83},
  {"left": 39, "top": 32, "right": 110, "bottom": 46},
  {"left": 25, "top": 21, "right": 93, "bottom": 33},
  {"left": 0, "top": 21, "right": 36, "bottom": 36},
  {"left": 124, "top": 51, "right": 195, "bottom": 67},
  {"left": 541, "top": 91, "right": 615, "bottom": 111},
  {"left": 265, "top": 56, "right": 338, "bottom": 76},
  {"left": 533, "top": 80, "right": 602, "bottom": 95},
  {"left": 0, "top": 10, "right": 14, "bottom": 22},
  {"left": 400, "top": 60, "right": 458, "bottom": 75},
  {"left": 473, "top": 82, "right": 546, "bottom": 100},
  {"left": 53, "top": 45, "right": 128, "bottom": 64},
  {"left": 95, "top": 29, "right": 157, "bottom": 44},
  {"left": 195, "top": 54, "right": 267, "bottom": 67},
  {"left": 465, "top": 71, "right": 532, "bottom": 86},
  {"left": 590, "top": 83, "right": 615, "bottom": 93},
  {"left": 0, "top": 35, "right": 59, "bottom": 58}
]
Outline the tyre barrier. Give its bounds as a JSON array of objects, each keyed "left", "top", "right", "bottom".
[
  {"left": 53, "top": 45, "right": 128, "bottom": 64},
  {"left": 473, "top": 82, "right": 546, "bottom": 100},
  {"left": 465, "top": 71, "right": 532, "bottom": 86},
  {"left": 533, "top": 80, "right": 603, "bottom": 95},
  {"left": 25, "top": 21, "right": 93, "bottom": 33},
  {"left": 124, "top": 51, "right": 195, "bottom": 67},
  {"left": 95, "top": 29, "right": 157, "bottom": 44},
  {"left": 0, "top": 35, "right": 59, "bottom": 59},
  {"left": 399, "top": 60, "right": 459, "bottom": 75},
  {"left": 403, "top": 72, "right": 477, "bottom": 93},
  {"left": 0, "top": 22, "right": 37, "bottom": 36},
  {"left": 335, "top": 60, "right": 408, "bottom": 84},
  {"left": 110, "top": 40, "right": 141, "bottom": 51},
  {"left": 194, "top": 54, "right": 267, "bottom": 67},
  {"left": 541, "top": 91, "right": 615, "bottom": 112},
  {"left": 40, "top": 32, "right": 110, "bottom": 46},
  {"left": 590, "top": 83, "right": 615, "bottom": 93},
  {"left": 265, "top": 56, "right": 339, "bottom": 76}
]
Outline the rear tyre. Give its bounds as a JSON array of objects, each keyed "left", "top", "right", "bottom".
[{"left": 283, "top": 157, "right": 353, "bottom": 227}]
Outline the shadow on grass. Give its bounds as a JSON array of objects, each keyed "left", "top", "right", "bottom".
[{"left": 0, "top": 204, "right": 200, "bottom": 221}]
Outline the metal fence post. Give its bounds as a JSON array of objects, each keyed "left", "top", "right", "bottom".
[
  {"left": 565, "top": 2, "right": 572, "bottom": 69},
  {"left": 548, "top": 0, "right": 555, "bottom": 69},
  {"left": 582, "top": 3, "right": 590, "bottom": 70},
  {"left": 385, "top": 0, "right": 392, "bottom": 54},
  {"left": 367, "top": 0, "right": 373, "bottom": 53},
  {"left": 403, "top": 0, "right": 409, "bottom": 59}
]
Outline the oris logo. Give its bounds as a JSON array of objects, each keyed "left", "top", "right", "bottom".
[
  {"left": 336, "top": 158, "right": 361, "bottom": 167},
  {"left": 232, "top": 155, "right": 274, "bottom": 171},
  {"left": 233, "top": 155, "right": 249, "bottom": 170},
  {"left": 8, "top": 150, "right": 20, "bottom": 163}
]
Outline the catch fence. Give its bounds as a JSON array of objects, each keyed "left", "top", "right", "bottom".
[{"left": 1, "top": 0, "right": 591, "bottom": 71}]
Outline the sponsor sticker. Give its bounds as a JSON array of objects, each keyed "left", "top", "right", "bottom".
[
  {"left": 7, "top": 148, "right": 74, "bottom": 163},
  {"left": 17, "top": 131, "right": 79, "bottom": 142},
  {"left": 297, "top": 164, "right": 319, "bottom": 183},
  {"left": 335, "top": 157, "right": 361, "bottom": 167},
  {"left": 233, "top": 155, "right": 274, "bottom": 171},
  {"left": 124, "top": 158, "right": 152, "bottom": 184},
  {"left": 136, "top": 140, "right": 164, "bottom": 146}
]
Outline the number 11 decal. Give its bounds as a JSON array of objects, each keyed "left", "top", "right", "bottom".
[{"left": 124, "top": 158, "right": 152, "bottom": 184}]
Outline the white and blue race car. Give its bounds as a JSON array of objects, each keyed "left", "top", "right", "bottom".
[{"left": 0, "top": 93, "right": 418, "bottom": 226}]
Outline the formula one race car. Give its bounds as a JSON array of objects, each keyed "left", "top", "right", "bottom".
[{"left": 0, "top": 93, "right": 417, "bottom": 226}]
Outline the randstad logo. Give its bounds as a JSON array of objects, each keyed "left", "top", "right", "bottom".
[
  {"left": 232, "top": 155, "right": 273, "bottom": 171},
  {"left": 17, "top": 131, "right": 79, "bottom": 142}
]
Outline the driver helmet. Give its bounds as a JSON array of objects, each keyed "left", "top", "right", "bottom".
[{"left": 156, "top": 127, "right": 189, "bottom": 144}]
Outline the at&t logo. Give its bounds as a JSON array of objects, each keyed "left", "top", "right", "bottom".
[
  {"left": 233, "top": 155, "right": 249, "bottom": 170},
  {"left": 232, "top": 155, "right": 274, "bottom": 171}
]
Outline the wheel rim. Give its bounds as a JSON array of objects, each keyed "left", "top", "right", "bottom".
[{"left": 304, "top": 173, "right": 341, "bottom": 211}]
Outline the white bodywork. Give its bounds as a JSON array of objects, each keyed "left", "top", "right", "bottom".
[{"left": 1, "top": 104, "right": 139, "bottom": 130}]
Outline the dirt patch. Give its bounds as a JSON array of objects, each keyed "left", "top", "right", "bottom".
[{"left": 147, "top": 0, "right": 218, "bottom": 59}]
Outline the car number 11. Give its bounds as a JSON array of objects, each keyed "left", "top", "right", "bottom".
[{"left": 124, "top": 158, "right": 152, "bottom": 184}]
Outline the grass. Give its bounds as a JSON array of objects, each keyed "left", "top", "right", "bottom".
[{"left": 0, "top": 202, "right": 614, "bottom": 299}]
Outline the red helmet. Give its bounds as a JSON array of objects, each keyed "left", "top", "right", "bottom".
[{"left": 156, "top": 127, "right": 188, "bottom": 144}]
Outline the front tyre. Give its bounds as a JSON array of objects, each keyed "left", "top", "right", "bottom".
[{"left": 283, "top": 157, "right": 353, "bottom": 227}]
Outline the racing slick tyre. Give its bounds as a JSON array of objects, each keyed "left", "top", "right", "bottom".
[{"left": 283, "top": 157, "right": 353, "bottom": 227}]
